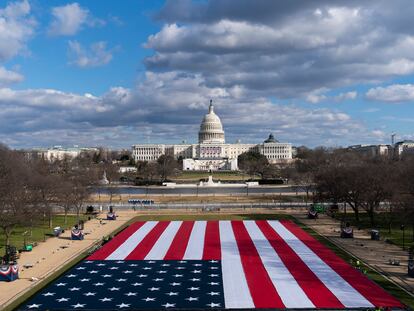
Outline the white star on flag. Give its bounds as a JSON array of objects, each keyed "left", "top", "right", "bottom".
[
  {"left": 207, "top": 292, "right": 220, "bottom": 296},
  {"left": 71, "top": 303, "right": 86, "bottom": 308},
  {"left": 166, "top": 292, "right": 178, "bottom": 296},
  {"left": 132, "top": 282, "right": 143, "bottom": 286},
  {"left": 83, "top": 292, "right": 96, "bottom": 296},
  {"left": 125, "top": 292, "right": 137, "bottom": 296},
  {"left": 56, "top": 283, "right": 66, "bottom": 286},
  {"left": 93, "top": 282, "right": 104, "bottom": 286},
  {"left": 27, "top": 304, "right": 41, "bottom": 309},
  {"left": 42, "top": 292, "right": 55, "bottom": 296}
]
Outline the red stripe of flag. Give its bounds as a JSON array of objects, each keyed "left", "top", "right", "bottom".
[
  {"left": 125, "top": 221, "right": 170, "bottom": 260},
  {"left": 231, "top": 221, "right": 284, "bottom": 308},
  {"left": 164, "top": 221, "right": 195, "bottom": 260},
  {"left": 256, "top": 220, "right": 344, "bottom": 308},
  {"left": 87, "top": 222, "right": 145, "bottom": 260},
  {"left": 202, "top": 220, "right": 221, "bottom": 260},
  {"left": 280, "top": 220, "right": 403, "bottom": 308}
]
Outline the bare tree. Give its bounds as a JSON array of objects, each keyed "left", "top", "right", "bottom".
[
  {"left": 31, "top": 159, "right": 62, "bottom": 228},
  {"left": 238, "top": 151, "right": 269, "bottom": 179},
  {"left": 0, "top": 147, "right": 41, "bottom": 247},
  {"left": 157, "top": 155, "right": 178, "bottom": 182},
  {"left": 55, "top": 180, "right": 75, "bottom": 225}
]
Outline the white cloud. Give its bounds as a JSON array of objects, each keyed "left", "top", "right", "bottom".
[
  {"left": 0, "top": 72, "right": 386, "bottom": 148},
  {"left": 366, "top": 84, "right": 414, "bottom": 102},
  {"left": 306, "top": 89, "right": 357, "bottom": 103},
  {"left": 48, "top": 3, "right": 103, "bottom": 36},
  {"left": 0, "top": 0, "right": 35, "bottom": 61},
  {"left": 334, "top": 91, "right": 357, "bottom": 102},
  {"left": 68, "top": 41, "right": 114, "bottom": 68},
  {"left": 0, "top": 66, "right": 23, "bottom": 86},
  {"left": 144, "top": 1, "right": 414, "bottom": 99},
  {"left": 306, "top": 88, "right": 328, "bottom": 104}
]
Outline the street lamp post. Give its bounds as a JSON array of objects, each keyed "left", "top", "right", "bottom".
[
  {"left": 246, "top": 184, "right": 249, "bottom": 196},
  {"left": 401, "top": 224, "right": 405, "bottom": 250}
]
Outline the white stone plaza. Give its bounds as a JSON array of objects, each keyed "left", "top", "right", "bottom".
[{"left": 132, "top": 100, "right": 293, "bottom": 171}]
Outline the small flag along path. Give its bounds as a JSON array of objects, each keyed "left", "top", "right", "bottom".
[{"left": 20, "top": 220, "right": 404, "bottom": 310}]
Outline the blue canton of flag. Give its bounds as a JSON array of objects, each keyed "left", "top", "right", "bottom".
[{"left": 21, "top": 260, "right": 224, "bottom": 310}]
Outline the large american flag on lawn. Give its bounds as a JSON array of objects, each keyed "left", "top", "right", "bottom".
[{"left": 21, "top": 220, "right": 403, "bottom": 310}]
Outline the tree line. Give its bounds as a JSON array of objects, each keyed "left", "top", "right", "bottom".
[
  {"left": 284, "top": 147, "right": 414, "bottom": 230},
  {"left": 0, "top": 145, "right": 99, "bottom": 247}
]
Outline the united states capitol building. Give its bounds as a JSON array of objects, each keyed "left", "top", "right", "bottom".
[{"left": 132, "top": 101, "right": 293, "bottom": 171}]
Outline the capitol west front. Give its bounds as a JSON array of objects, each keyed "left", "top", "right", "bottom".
[{"left": 132, "top": 101, "right": 292, "bottom": 171}]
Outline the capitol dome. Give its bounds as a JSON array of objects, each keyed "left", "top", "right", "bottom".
[{"left": 198, "top": 100, "right": 225, "bottom": 144}]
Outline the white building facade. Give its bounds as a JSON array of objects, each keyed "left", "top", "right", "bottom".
[
  {"left": 31, "top": 146, "right": 99, "bottom": 162},
  {"left": 394, "top": 140, "right": 414, "bottom": 158},
  {"left": 132, "top": 100, "right": 293, "bottom": 171}
]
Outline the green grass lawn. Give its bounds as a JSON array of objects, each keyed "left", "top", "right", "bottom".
[
  {"left": 334, "top": 211, "right": 414, "bottom": 250},
  {"left": 0, "top": 214, "right": 88, "bottom": 256}
]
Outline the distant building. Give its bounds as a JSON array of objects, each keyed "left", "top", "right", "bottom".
[
  {"left": 348, "top": 140, "right": 414, "bottom": 159},
  {"left": 27, "top": 146, "right": 99, "bottom": 162},
  {"left": 119, "top": 166, "right": 138, "bottom": 173},
  {"left": 347, "top": 144, "right": 392, "bottom": 158},
  {"left": 394, "top": 140, "right": 414, "bottom": 158},
  {"left": 132, "top": 100, "right": 293, "bottom": 171}
]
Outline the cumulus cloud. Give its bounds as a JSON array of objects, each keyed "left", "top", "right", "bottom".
[
  {"left": 334, "top": 91, "right": 357, "bottom": 102},
  {"left": 0, "top": 72, "right": 385, "bottom": 148},
  {"left": 48, "top": 3, "right": 103, "bottom": 36},
  {"left": 305, "top": 89, "right": 357, "bottom": 104},
  {"left": 0, "top": 0, "right": 35, "bottom": 61},
  {"left": 144, "top": 0, "right": 414, "bottom": 99},
  {"left": 0, "top": 66, "right": 23, "bottom": 86},
  {"left": 68, "top": 41, "right": 115, "bottom": 68},
  {"left": 2, "top": 0, "right": 412, "bottom": 147},
  {"left": 366, "top": 84, "right": 414, "bottom": 102}
]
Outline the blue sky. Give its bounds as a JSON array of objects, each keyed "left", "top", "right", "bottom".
[{"left": 1, "top": 0, "right": 414, "bottom": 148}]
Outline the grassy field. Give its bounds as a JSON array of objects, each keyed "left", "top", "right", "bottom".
[
  {"left": 0, "top": 214, "right": 88, "bottom": 256},
  {"left": 334, "top": 211, "right": 414, "bottom": 250},
  {"left": 11, "top": 212, "right": 414, "bottom": 310}
]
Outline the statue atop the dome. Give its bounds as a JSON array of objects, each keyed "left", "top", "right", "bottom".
[{"left": 209, "top": 99, "right": 214, "bottom": 113}]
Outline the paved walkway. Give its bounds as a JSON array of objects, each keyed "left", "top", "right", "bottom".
[
  {"left": 0, "top": 211, "right": 137, "bottom": 309},
  {"left": 297, "top": 213, "right": 414, "bottom": 296}
]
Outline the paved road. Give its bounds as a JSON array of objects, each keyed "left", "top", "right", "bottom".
[{"left": 94, "top": 185, "right": 299, "bottom": 195}]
